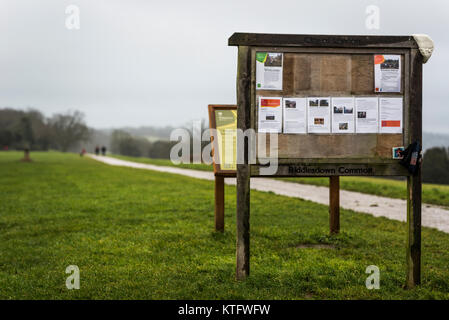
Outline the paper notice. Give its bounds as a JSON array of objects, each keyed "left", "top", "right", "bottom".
[
  {"left": 307, "top": 97, "right": 331, "bottom": 133},
  {"left": 331, "top": 97, "right": 355, "bottom": 133},
  {"left": 355, "top": 97, "right": 379, "bottom": 133},
  {"left": 256, "top": 52, "right": 283, "bottom": 90},
  {"left": 283, "top": 98, "right": 307, "bottom": 134},
  {"left": 214, "top": 109, "right": 237, "bottom": 171},
  {"left": 379, "top": 97, "right": 403, "bottom": 134},
  {"left": 258, "top": 97, "right": 282, "bottom": 133},
  {"left": 374, "top": 54, "right": 401, "bottom": 92}
]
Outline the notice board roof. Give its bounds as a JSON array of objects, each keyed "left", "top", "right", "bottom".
[{"left": 228, "top": 33, "right": 419, "bottom": 49}]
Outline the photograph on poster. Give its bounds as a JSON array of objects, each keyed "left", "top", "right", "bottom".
[
  {"left": 339, "top": 123, "right": 348, "bottom": 130},
  {"left": 265, "top": 53, "right": 282, "bottom": 66},
  {"left": 334, "top": 107, "right": 343, "bottom": 114},
  {"left": 309, "top": 99, "right": 319, "bottom": 107}
]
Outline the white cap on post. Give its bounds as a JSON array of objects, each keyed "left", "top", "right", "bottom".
[{"left": 412, "top": 34, "right": 434, "bottom": 63}]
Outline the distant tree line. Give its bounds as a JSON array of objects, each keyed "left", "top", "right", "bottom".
[
  {"left": 0, "top": 108, "right": 90, "bottom": 152},
  {"left": 110, "top": 129, "right": 188, "bottom": 159},
  {"left": 110, "top": 120, "right": 210, "bottom": 160},
  {"left": 422, "top": 147, "right": 449, "bottom": 185}
]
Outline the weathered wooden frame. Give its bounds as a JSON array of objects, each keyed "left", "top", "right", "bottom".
[
  {"left": 229, "top": 33, "right": 423, "bottom": 289},
  {"left": 252, "top": 48, "right": 409, "bottom": 176},
  {"left": 208, "top": 104, "right": 238, "bottom": 177}
]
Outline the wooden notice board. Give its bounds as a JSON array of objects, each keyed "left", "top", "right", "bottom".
[
  {"left": 208, "top": 105, "right": 237, "bottom": 232},
  {"left": 228, "top": 32, "right": 426, "bottom": 289},
  {"left": 251, "top": 50, "right": 409, "bottom": 176},
  {"left": 208, "top": 105, "right": 237, "bottom": 177}
]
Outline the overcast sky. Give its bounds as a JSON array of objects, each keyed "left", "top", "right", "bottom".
[{"left": 1, "top": 0, "right": 448, "bottom": 133}]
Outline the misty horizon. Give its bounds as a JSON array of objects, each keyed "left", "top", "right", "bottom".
[{"left": 1, "top": 1, "right": 449, "bottom": 133}]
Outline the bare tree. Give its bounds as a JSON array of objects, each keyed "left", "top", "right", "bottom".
[{"left": 49, "top": 111, "right": 90, "bottom": 152}]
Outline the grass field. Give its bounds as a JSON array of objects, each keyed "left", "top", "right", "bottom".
[
  {"left": 1, "top": 151, "right": 449, "bottom": 299},
  {"left": 110, "top": 154, "right": 449, "bottom": 207}
]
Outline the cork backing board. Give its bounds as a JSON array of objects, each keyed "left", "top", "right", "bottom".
[{"left": 254, "top": 51, "right": 405, "bottom": 160}]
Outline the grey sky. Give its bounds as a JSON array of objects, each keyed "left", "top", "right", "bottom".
[{"left": 1, "top": 0, "right": 448, "bottom": 132}]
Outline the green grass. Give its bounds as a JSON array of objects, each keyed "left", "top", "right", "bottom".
[
  {"left": 1, "top": 151, "right": 449, "bottom": 299},
  {"left": 109, "top": 154, "right": 449, "bottom": 207}
]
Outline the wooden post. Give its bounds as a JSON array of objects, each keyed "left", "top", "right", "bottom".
[
  {"left": 329, "top": 176, "right": 340, "bottom": 235},
  {"left": 214, "top": 175, "right": 225, "bottom": 232},
  {"left": 24, "top": 149, "right": 30, "bottom": 161},
  {"left": 236, "top": 45, "right": 251, "bottom": 280},
  {"left": 406, "top": 174, "right": 421, "bottom": 288},
  {"left": 406, "top": 48, "right": 423, "bottom": 289},
  {"left": 21, "top": 148, "right": 31, "bottom": 162}
]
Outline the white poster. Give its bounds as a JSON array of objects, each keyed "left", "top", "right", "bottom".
[
  {"left": 355, "top": 97, "right": 379, "bottom": 133},
  {"left": 258, "top": 97, "right": 282, "bottom": 133},
  {"left": 374, "top": 54, "right": 401, "bottom": 93},
  {"left": 256, "top": 52, "right": 283, "bottom": 90},
  {"left": 307, "top": 97, "right": 331, "bottom": 133},
  {"left": 331, "top": 97, "right": 355, "bottom": 133},
  {"left": 283, "top": 98, "right": 307, "bottom": 134},
  {"left": 379, "top": 97, "right": 403, "bottom": 134}
]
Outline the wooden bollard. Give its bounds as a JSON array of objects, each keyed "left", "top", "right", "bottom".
[
  {"left": 22, "top": 148, "right": 31, "bottom": 162},
  {"left": 329, "top": 176, "right": 340, "bottom": 235}
]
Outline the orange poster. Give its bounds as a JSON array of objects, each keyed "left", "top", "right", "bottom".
[{"left": 258, "top": 97, "right": 282, "bottom": 133}]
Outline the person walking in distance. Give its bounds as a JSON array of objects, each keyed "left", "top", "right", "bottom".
[
  {"left": 101, "top": 146, "right": 106, "bottom": 156},
  {"left": 95, "top": 145, "right": 100, "bottom": 155}
]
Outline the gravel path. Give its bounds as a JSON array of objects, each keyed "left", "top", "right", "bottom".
[{"left": 88, "top": 155, "right": 449, "bottom": 233}]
